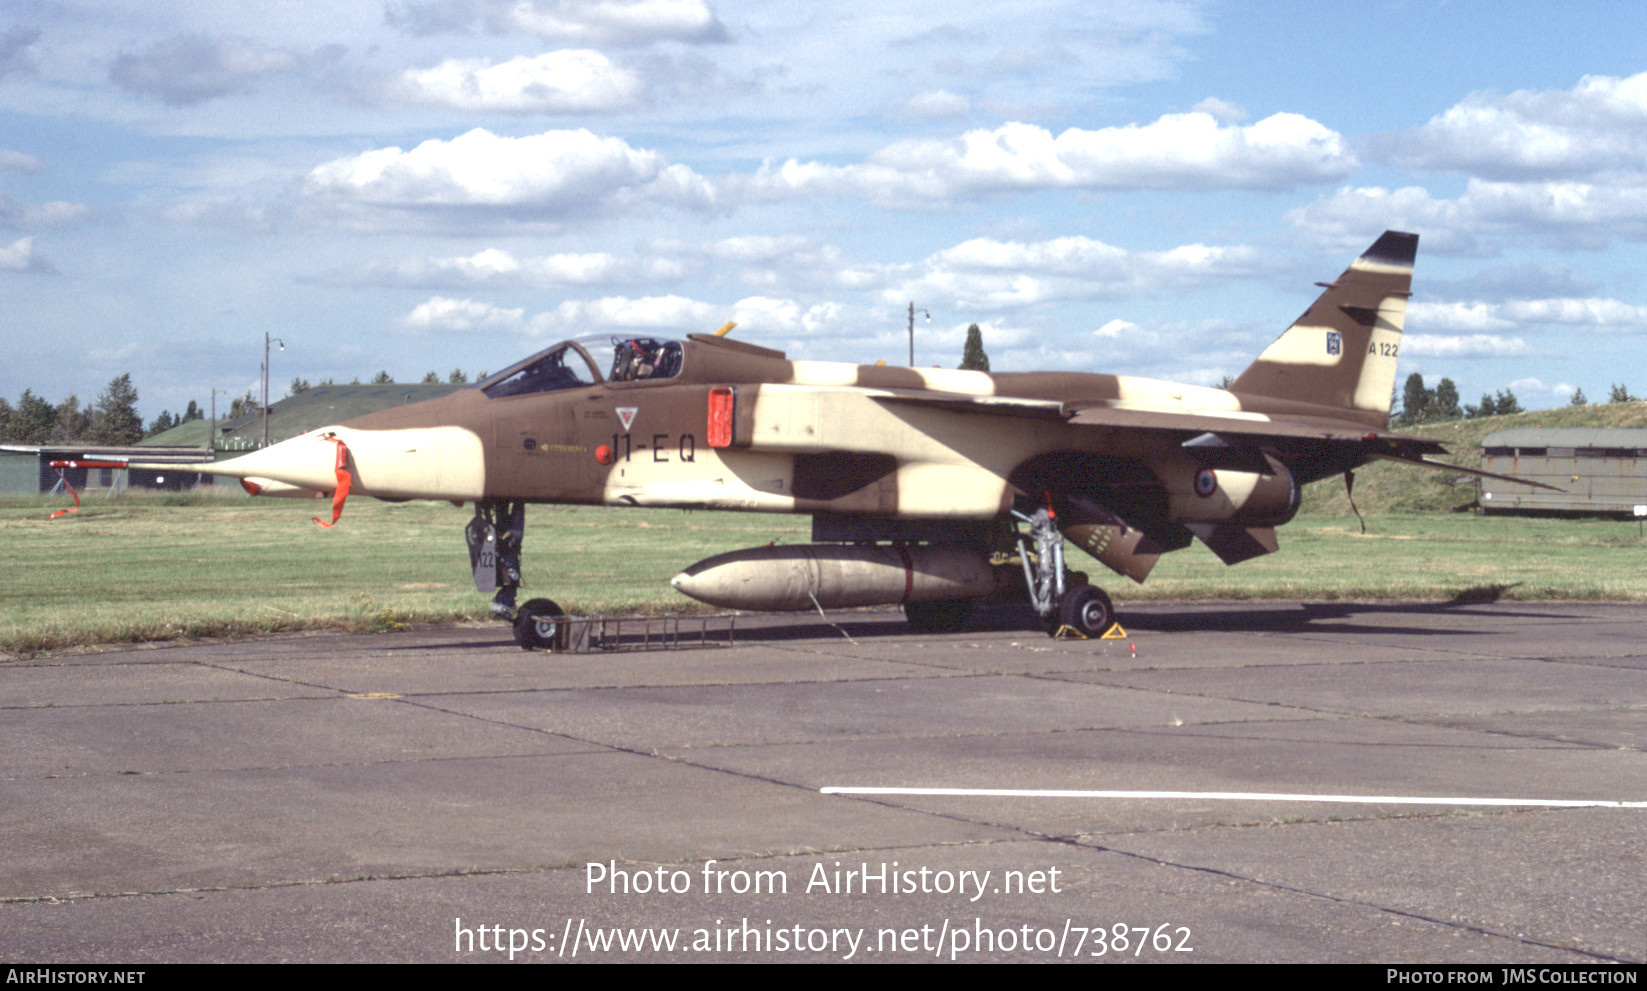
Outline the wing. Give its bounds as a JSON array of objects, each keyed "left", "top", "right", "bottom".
[{"left": 874, "top": 390, "right": 1559, "bottom": 489}]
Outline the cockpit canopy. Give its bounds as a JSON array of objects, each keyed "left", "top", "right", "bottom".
[
  {"left": 607, "top": 336, "right": 683, "bottom": 382},
  {"left": 479, "top": 334, "right": 683, "bottom": 398}
]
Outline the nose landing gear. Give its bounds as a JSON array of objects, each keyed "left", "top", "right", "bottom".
[
  {"left": 469, "top": 500, "right": 563, "bottom": 650},
  {"left": 513, "top": 597, "right": 567, "bottom": 651}
]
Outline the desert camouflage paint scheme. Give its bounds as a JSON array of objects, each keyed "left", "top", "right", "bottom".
[{"left": 180, "top": 232, "right": 1515, "bottom": 645}]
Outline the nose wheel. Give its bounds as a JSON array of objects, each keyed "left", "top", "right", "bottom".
[{"left": 513, "top": 597, "right": 567, "bottom": 651}]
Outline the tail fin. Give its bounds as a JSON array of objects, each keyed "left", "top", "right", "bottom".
[{"left": 1230, "top": 231, "right": 1417, "bottom": 427}]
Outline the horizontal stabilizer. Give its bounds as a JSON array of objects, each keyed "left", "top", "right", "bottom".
[{"left": 1370, "top": 453, "right": 1566, "bottom": 492}]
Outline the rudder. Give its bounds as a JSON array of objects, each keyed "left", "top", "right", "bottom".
[{"left": 1230, "top": 231, "right": 1417, "bottom": 427}]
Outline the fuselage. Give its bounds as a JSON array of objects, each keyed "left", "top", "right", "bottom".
[{"left": 212, "top": 331, "right": 1369, "bottom": 527}]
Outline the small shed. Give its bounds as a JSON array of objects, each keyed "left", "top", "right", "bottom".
[{"left": 1479, "top": 428, "right": 1647, "bottom": 515}]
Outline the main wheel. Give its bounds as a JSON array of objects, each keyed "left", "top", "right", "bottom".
[
  {"left": 1057, "top": 585, "right": 1114, "bottom": 637},
  {"left": 513, "top": 597, "right": 566, "bottom": 651},
  {"left": 903, "top": 598, "right": 975, "bottom": 633}
]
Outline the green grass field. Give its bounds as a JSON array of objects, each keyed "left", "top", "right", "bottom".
[
  {"left": 0, "top": 494, "right": 806, "bottom": 655},
  {"left": 3, "top": 488, "right": 1643, "bottom": 656}
]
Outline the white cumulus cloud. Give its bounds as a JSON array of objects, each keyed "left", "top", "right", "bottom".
[
  {"left": 1407, "top": 301, "right": 1515, "bottom": 333},
  {"left": 742, "top": 112, "right": 1357, "bottom": 206},
  {"left": 1402, "top": 334, "right": 1530, "bottom": 358},
  {"left": 1191, "top": 97, "right": 1247, "bottom": 124},
  {"left": 903, "top": 89, "right": 970, "bottom": 119},
  {"left": 531, "top": 293, "right": 721, "bottom": 335},
  {"left": 884, "top": 236, "right": 1264, "bottom": 310},
  {"left": 324, "top": 247, "right": 687, "bottom": 288},
  {"left": 389, "top": 50, "right": 644, "bottom": 113},
  {"left": 407, "top": 291, "right": 838, "bottom": 342},
  {"left": 1094, "top": 318, "right": 1143, "bottom": 339},
  {"left": 0, "top": 235, "right": 49, "bottom": 272},
  {"left": 403, "top": 296, "right": 526, "bottom": 332},
  {"left": 0, "top": 149, "right": 42, "bottom": 173},
  {"left": 1498, "top": 297, "right": 1647, "bottom": 329},
  {"left": 1287, "top": 178, "right": 1647, "bottom": 251},
  {"left": 1398, "top": 70, "right": 1647, "bottom": 180},
  {"left": 721, "top": 295, "right": 848, "bottom": 336},
  {"left": 497, "top": 0, "right": 727, "bottom": 46},
  {"left": 1408, "top": 296, "right": 1647, "bottom": 345},
  {"left": 646, "top": 234, "right": 875, "bottom": 290},
  {"left": 387, "top": 0, "right": 728, "bottom": 46},
  {"left": 1302, "top": 72, "right": 1647, "bottom": 253},
  {"left": 0, "top": 194, "right": 95, "bottom": 230},
  {"left": 303, "top": 127, "right": 715, "bottom": 217}
]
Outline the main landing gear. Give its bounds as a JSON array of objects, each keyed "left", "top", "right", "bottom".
[
  {"left": 468, "top": 500, "right": 567, "bottom": 651},
  {"left": 1014, "top": 505, "right": 1116, "bottom": 638}
]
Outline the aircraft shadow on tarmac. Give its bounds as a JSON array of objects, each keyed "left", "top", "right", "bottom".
[
  {"left": 384, "top": 584, "right": 1578, "bottom": 652},
  {"left": 1040, "top": 583, "right": 1578, "bottom": 638},
  {"left": 1115, "top": 598, "right": 1577, "bottom": 637}
]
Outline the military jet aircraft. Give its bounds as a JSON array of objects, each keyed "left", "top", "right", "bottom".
[{"left": 114, "top": 230, "right": 1539, "bottom": 649}]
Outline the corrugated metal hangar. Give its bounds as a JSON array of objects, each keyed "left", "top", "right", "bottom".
[{"left": 1479, "top": 428, "right": 1647, "bottom": 515}]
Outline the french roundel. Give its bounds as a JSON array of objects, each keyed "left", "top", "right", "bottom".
[{"left": 1193, "top": 468, "right": 1218, "bottom": 498}]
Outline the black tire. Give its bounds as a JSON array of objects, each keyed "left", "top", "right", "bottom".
[
  {"left": 513, "top": 597, "right": 566, "bottom": 651},
  {"left": 1057, "top": 585, "right": 1114, "bottom": 638},
  {"left": 903, "top": 598, "right": 974, "bottom": 633}
]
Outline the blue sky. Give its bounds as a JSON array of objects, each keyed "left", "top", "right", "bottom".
[{"left": 5, "top": 0, "right": 1647, "bottom": 420}]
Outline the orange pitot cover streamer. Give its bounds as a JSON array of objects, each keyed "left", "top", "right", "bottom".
[
  {"left": 47, "top": 467, "right": 81, "bottom": 519},
  {"left": 312, "top": 437, "right": 352, "bottom": 528},
  {"left": 46, "top": 459, "right": 125, "bottom": 520}
]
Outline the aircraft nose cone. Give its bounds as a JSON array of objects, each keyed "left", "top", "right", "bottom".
[
  {"left": 211, "top": 425, "right": 487, "bottom": 501},
  {"left": 212, "top": 431, "right": 348, "bottom": 492}
]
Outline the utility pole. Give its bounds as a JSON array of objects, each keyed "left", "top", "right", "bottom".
[
  {"left": 209, "top": 386, "right": 233, "bottom": 453},
  {"left": 907, "top": 302, "right": 930, "bottom": 366},
  {"left": 261, "top": 331, "right": 285, "bottom": 448}
]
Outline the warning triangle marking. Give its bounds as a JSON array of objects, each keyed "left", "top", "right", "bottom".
[{"left": 616, "top": 407, "right": 638, "bottom": 431}]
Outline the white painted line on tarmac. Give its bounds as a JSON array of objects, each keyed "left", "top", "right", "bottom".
[{"left": 820, "top": 787, "right": 1647, "bottom": 808}]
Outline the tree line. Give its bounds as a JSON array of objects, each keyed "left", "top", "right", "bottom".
[
  {"left": 0, "top": 374, "right": 186, "bottom": 447},
  {"left": 1396, "top": 372, "right": 1637, "bottom": 426},
  {"left": 288, "top": 368, "right": 480, "bottom": 393},
  {"left": 1, "top": 368, "right": 492, "bottom": 448}
]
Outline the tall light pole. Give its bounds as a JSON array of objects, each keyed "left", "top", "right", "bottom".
[
  {"left": 907, "top": 302, "right": 930, "bottom": 366},
  {"left": 262, "top": 331, "right": 285, "bottom": 448},
  {"left": 209, "top": 386, "right": 230, "bottom": 453}
]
